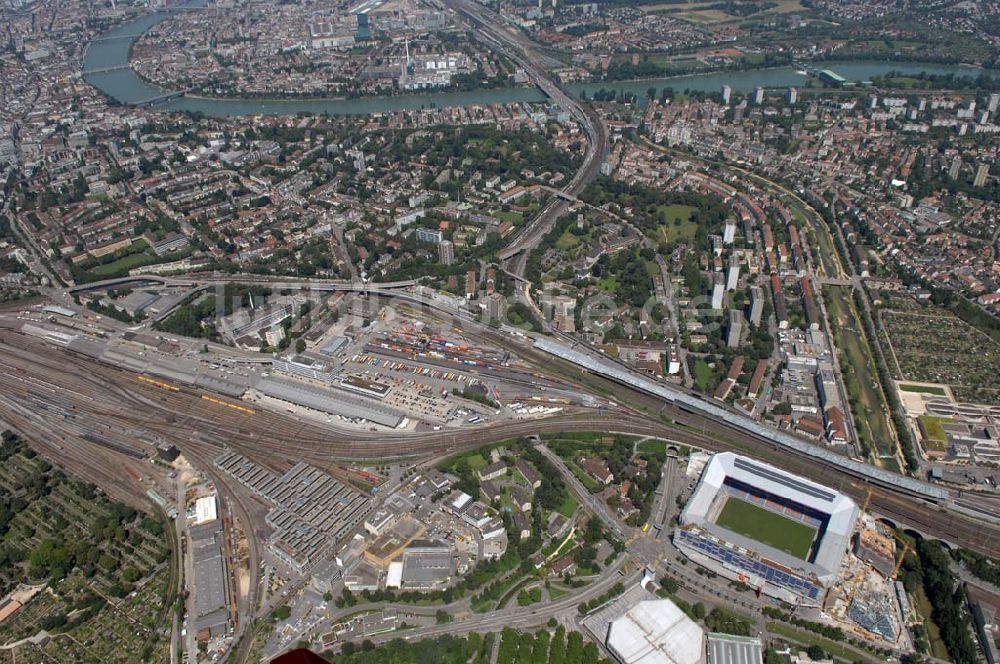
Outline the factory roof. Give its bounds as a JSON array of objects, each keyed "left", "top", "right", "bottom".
[
  {"left": 194, "top": 495, "right": 218, "bottom": 525},
  {"left": 385, "top": 561, "right": 404, "bottom": 589},
  {"left": 706, "top": 634, "right": 763, "bottom": 664}
]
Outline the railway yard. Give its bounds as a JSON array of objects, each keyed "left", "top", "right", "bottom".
[{"left": 1, "top": 285, "right": 999, "bottom": 663}]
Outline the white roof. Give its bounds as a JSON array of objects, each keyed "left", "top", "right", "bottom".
[
  {"left": 194, "top": 495, "right": 218, "bottom": 525},
  {"left": 681, "top": 453, "right": 858, "bottom": 581},
  {"left": 451, "top": 491, "right": 472, "bottom": 510},
  {"left": 607, "top": 599, "right": 705, "bottom": 664},
  {"left": 385, "top": 561, "right": 403, "bottom": 589}
]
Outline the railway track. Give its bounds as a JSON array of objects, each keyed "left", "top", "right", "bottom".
[{"left": 1, "top": 329, "right": 998, "bottom": 557}]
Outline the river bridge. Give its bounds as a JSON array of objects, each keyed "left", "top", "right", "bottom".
[
  {"left": 83, "top": 64, "right": 131, "bottom": 74},
  {"left": 135, "top": 88, "right": 194, "bottom": 107}
]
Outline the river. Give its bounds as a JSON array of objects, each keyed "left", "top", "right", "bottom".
[{"left": 83, "top": 7, "right": 993, "bottom": 117}]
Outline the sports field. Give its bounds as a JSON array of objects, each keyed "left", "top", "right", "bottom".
[{"left": 715, "top": 497, "right": 817, "bottom": 560}]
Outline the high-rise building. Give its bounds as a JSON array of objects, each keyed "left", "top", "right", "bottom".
[
  {"left": 721, "top": 85, "right": 731, "bottom": 105},
  {"left": 748, "top": 286, "right": 764, "bottom": 326},
  {"left": 727, "top": 310, "right": 743, "bottom": 348},
  {"left": 786, "top": 87, "right": 798, "bottom": 104},
  {"left": 974, "top": 163, "right": 990, "bottom": 188},
  {"left": 484, "top": 293, "right": 506, "bottom": 322},
  {"left": 948, "top": 155, "right": 962, "bottom": 180},
  {"left": 723, "top": 220, "right": 736, "bottom": 245},
  {"left": 989, "top": 92, "right": 1000, "bottom": 113},
  {"left": 438, "top": 240, "right": 454, "bottom": 265},
  {"left": 726, "top": 256, "right": 740, "bottom": 292},
  {"left": 711, "top": 278, "right": 725, "bottom": 311},
  {"left": 753, "top": 86, "right": 764, "bottom": 105},
  {"left": 415, "top": 227, "right": 442, "bottom": 244},
  {"left": 356, "top": 12, "right": 370, "bottom": 40},
  {"left": 866, "top": 94, "right": 878, "bottom": 109}
]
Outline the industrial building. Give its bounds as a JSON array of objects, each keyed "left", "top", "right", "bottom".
[
  {"left": 254, "top": 376, "right": 405, "bottom": 428},
  {"left": 606, "top": 598, "right": 705, "bottom": 664},
  {"left": 215, "top": 453, "right": 372, "bottom": 571},
  {"left": 188, "top": 519, "right": 231, "bottom": 640},
  {"left": 675, "top": 452, "right": 859, "bottom": 605}
]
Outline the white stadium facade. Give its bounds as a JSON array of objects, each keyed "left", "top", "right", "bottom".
[{"left": 675, "top": 453, "right": 859, "bottom": 605}]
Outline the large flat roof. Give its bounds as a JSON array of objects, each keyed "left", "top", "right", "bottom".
[
  {"left": 256, "top": 376, "right": 403, "bottom": 427},
  {"left": 706, "top": 633, "right": 763, "bottom": 664},
  {"left": 607, "top": 599, "right": 705, "bottom": 664}
]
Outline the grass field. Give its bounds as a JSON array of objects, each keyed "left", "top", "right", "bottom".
[
  {"left": 918, "top": 416, "right": 950, "bottom": 442},
  {"left": 493, "top": 210, "right": 524, "bottom": 225},
  {"left": 898, "top": 383, "right": 947, "bottom": 395},
  {"left": 555, "top": 229, "right": 584, "bottom": 251},
  {"left": 715, "top": 497, "right": 816, "bottom": 560},
  {"left": 557, "top": 494, "right": 578, "bottom": 518},
  {"left": 637, "top": 439, "right": 664, "bottom": 456},
  {"left": 656, "top": 204, "right": 698, "bottom": 244},
  {"left": 917, "top": 415, "right": 951, "bottom": 453},
  {"left": 694, "top": 358, "right": 713, "bottom": 391},
  {"left": 465, "top": 453, "right": 488, "bottom": 471}
]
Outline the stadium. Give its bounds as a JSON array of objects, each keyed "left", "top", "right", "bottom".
[{"left": 675, "top": 453, "right": 859, "bottom": 605}]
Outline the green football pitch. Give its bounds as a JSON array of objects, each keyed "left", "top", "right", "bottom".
[{"left": 715, "top": 497, "right": 817, "bottom": 560}]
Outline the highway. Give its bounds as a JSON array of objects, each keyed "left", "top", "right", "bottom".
[{"left": 438, "top": 0, "right": 609, "bottom": 272}]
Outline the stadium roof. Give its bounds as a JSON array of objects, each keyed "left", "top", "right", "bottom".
[
  {"left": 606, "top": 599, "right": 705, "bottom": 664},
  {"left": 682, "top": 453, "right": 858, "bottom": 582}
]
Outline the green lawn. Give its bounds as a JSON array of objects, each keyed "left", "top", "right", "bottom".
[
  {"left": 918, "top": 415, "right": 950, "bottom": 442},
  {"left": 555, "top": 229, "right": 584, "bottom": 251},
  {"left": 656, "top": 204, "right": 698, "bottom": 244},
  {"left": 918, "top": 415, "right": 952, "bottom": 453},
  {"left": 715, "top": 497, "right": 817, "bottom": 560},
  {"left": 465, "top": 453, "right": 488, "bottom": 471},
  {"left": 694, "top": 358, "right": 713, "bottom": 391},
  {"left": 493, "top": 210, "right": 524, "bottom": 225},
  {"left": 899, "top": 383, "right": 947, "bottom": 395},
  {"left": 557, "top": 494, "right": 578, "bottom": 518},
  {"left": 637, "top": 439, "right": 664, "bottom": 456},
  {"left": 825, "top": 285, "right": 896, "bottom": 459}
]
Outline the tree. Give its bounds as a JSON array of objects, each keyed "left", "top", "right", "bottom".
[
  {"left": 659, "top": 575, "right": 680, "bottom": 594},
  {"left": 807, "top": 645, "right": 826, "bottom": 660},
  {"left": 295, "top": 338, "right": 306, "bottom": 354},
  {"left": 692, "top": 602, "right": 706, "bottom": 620}
]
